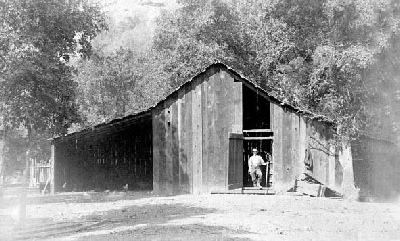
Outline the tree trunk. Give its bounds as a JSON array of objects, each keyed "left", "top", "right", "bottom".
[{"left": 19, "top": 126, "right": 31, "bottom": 224}]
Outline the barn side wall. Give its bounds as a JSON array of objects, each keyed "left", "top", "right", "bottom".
[
  {"left": 271, "top": 104, "right": 345, "bottom": 192},
  {"left": 305, "top": 119, "right": 336, "bottom": 187},
  {"left": 272, "top": 105, "right": 304, "bottom": 191},
  {"left": 53, "top": 115, "right": 153, "bottom": 192},
  {"left": 152, "top": 66, "right": 243, "bottom": 195}
]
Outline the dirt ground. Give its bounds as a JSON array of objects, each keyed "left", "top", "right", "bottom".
[{"left": 1, "top": 187, "right": 400, "bottom": 241}]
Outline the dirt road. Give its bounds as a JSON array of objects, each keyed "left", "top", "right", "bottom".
[{"left": 1, "top": 188, "right": 399, "bottom": 240}]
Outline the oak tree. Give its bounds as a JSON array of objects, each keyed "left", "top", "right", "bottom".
[{"left": 0, "top": 0, "right": 106, "bottom": 220}]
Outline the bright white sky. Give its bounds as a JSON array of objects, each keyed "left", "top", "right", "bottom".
[
  {"left": 102, "top": 0, "right": 178, "bottom": 24},
  {"left": 90, "top": 0, "right": 179, "bottom": 54}
]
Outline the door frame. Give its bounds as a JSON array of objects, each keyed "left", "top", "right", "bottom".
[{"left": 243, "top": 135, "right": 273, "bottom": 187}]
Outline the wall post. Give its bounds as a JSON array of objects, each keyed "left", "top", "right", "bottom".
[{"left": 50, "top": 144, "right": 55, "bottom": 195}]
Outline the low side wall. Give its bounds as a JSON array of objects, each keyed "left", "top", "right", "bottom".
[{"left": 53, "top": 116, "right": 153, "bottom": 192}]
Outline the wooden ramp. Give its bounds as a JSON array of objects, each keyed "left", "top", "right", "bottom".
[
  {"left": 211, "top": 187, "right": 276, "bottom": 195},
  {"left": 296, "top": 173, "right": 342, "bottom": 198}
]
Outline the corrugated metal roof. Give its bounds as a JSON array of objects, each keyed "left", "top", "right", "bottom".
[{"left": 51, "top": 62, "right": 334, "bottom": 143}]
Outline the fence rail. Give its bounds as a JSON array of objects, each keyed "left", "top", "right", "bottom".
[{"left": 29, "top": 159, "right": 51, "bottom": 188}]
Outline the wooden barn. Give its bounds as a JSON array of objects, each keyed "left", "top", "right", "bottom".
[{"left": 50, "top": 63, "right": 353, "bottom": 195}]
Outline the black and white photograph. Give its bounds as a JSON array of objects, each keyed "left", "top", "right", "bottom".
[{"left": 1, "top": 0, "right": 400, "bottom": 240}]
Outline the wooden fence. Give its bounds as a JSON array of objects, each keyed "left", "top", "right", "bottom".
[{"left": 29, "top": 159, "right": 51, "bottom": 189}]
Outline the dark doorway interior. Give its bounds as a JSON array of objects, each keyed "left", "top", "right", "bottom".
[
  {"left": 242, "top": 84, "right": 273, "bottom": 188},
  {"left": 243, "top": 85, "right": 271, "bottom": 130},
  {"left": 243, "top": 140, "right": 272, "bottom": 187}
]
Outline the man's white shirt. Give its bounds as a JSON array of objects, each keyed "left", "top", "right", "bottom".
[{"left": 248, "top": 155, "right": 265, "bottom": 171}]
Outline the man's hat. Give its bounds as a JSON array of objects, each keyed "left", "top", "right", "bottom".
[{"left": 252, "top": 148, "right": 258, "bottom": 152}]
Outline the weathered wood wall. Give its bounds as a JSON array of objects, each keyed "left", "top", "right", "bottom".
[
  {"left": 152, "top": 66, "right": 243, "bottom": 195},
  {"left": 51, "top": 63, "right": 350, "bottom": 196},
  {"left": 305, "top": 119, "right": 337, "bottom": 188},
  {"left": 228, "top": 133, "right": 243, "bottom": 190},
  {"left": 271, "top": 104, "right": 340, "bottom": 191},
  {"left": 153, "top": 64, "right": 343, "bottom": 195},
  {"left": 53, "top": 115, "right": 152, "bottom": 192}
]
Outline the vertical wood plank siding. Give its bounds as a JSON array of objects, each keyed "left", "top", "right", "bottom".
[
  {"left": 177, "top": 87, "right": 185, "bottom": 193},
  {"left": 53, "top": 64, "right": 344, "bottom": 195},
  {"left": 228, "top": 134, "right": 243, "bottom": 189},
  {"left": 272, "top": 104, "right": 283, "bottom": 187},
  {"left": 54, "top": 114, "right": 152, "bottom": 192},
  {"left": 185, "top": 84, "right": 193, "bottom": 194},
  {"left": 201, "top": 70, "right": 210, "bottom": 193},
  {"left": 192, "top": 75, "right": 203, "bottom": 194},
  {"left": 171, "top": 94, "right": 180, "bottom": 194},
  {"left": 152, "top": 66, "right": 243, "bottom": 195},
  {"left": 153, "top": 106, "right": 166, "bottom": 193},
  {"left": 152, "top": 109, "right": 160, "bottom": 193},
  {"left": 298, "top": 117, "right": 307, "bottom": 178},
  {"left": 271, "top": 102, "right": 337, "bottom": 190},
  {"left": 166, "top": 98, "right": 174, "bottom": 194}
]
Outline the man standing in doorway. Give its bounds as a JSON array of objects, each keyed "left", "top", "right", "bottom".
[{"left": 248, "top": 148, "right": 267, "bottom": 189}]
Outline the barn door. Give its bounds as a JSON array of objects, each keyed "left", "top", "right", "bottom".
[{"left": 228, "top": 134, "right": 244, "bottom": 190}]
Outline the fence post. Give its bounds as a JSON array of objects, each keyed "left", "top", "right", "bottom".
[{"left": 50, "top": 144, "right": 55, "bottom": 195}]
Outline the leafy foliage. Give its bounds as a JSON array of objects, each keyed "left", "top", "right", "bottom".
[
  {"left": 0, "top": 0, "right": 107, "bottom": 182},
  {"left": 70, "top": 0, "right": 400, "bottom": 145},
  {"left": 74, "top": 48, "right": 143, "bottom": 126},
  {"left": 147, "top": 0, "right": 400, "bottom": 142},
  {"left": 0, "top": 0, "right": 106, "bottom": 134}
]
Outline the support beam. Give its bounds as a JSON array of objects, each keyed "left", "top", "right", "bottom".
[
  {"left": 243, "top": 129, "right": 272, "bottom": 133},
  {"left": 243, "top": 137, "right": 274, "bottom": 140}
]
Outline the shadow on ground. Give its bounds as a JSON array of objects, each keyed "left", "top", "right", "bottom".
[
  {"left": 69, "top": 202, "right": 250, "bottom": 240},
  {"left": 73, "top": 223, "right": 252, "bottom": 241},
  {"left": 0, "top": 188, "right": 155, "bottom": 207},
  {"left": 2, "top": 191, "right": 253, "bottom": 241}
]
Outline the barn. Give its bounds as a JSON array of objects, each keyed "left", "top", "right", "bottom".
[{"left": 50, "top": 63, "right": 353, "bottom": 195}]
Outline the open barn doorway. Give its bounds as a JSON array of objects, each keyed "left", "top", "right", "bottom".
[
  {"left": 243, "top": 140, "right": 273, "bottom": 187},
  {"left": 242, "top": 84, "right": 273, "bottom": 188}
]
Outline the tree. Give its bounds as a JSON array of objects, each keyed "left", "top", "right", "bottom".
[
  {"left": 151, "top": 0, "right": 400, "bottom": 143},
  {"left": 71, "top": 0, "right": 400, "bottom": 142},
  {"left": 0, "top": 0, "right": 107, "bottom": 221},
  {"left": 152, "top": 0, "right": 244, "bottom": 88},
  {"left": 74, "top": 48, "right": 145, "bottom": 127},
  {"left": 72, "top": 7, "right": 172, "bottom": 128},
  {"left": 263, "top": 0, "right": 400, "bottom": 140}
]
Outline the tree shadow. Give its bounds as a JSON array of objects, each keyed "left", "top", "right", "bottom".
[
  {"left": 1, "top": 190, "right": 156, "bottom": 207},
  {"left": 11, "top": 201, "right": 253, "bottom": 240},
  {"left": 75, "top": 223, "right": 252, "bottom": 241}
]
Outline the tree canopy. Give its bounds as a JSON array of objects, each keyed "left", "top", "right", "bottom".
[
  {"left": 144, "top": 0, "right": 400, "bottom": 142},
  {"left": 5, "top": 0, "right": 397, "bottom": 145},
  {"left": 0, "top": 0, "right": 107, "bottom": 188},
  {"left": 0, "top": 0, "right": 107, "bottom": 135}
]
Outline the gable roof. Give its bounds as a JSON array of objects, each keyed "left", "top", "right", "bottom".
[
  {"left": 153, "top": 62, "right": 333, "bottom": 123},
  {"left": 52, "top": 62, "right": 334, "bottom": 143}
]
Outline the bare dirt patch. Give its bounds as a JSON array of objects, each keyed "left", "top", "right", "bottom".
[{"left": 1, "top": 188, "right": 399, "bottom": 240}]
